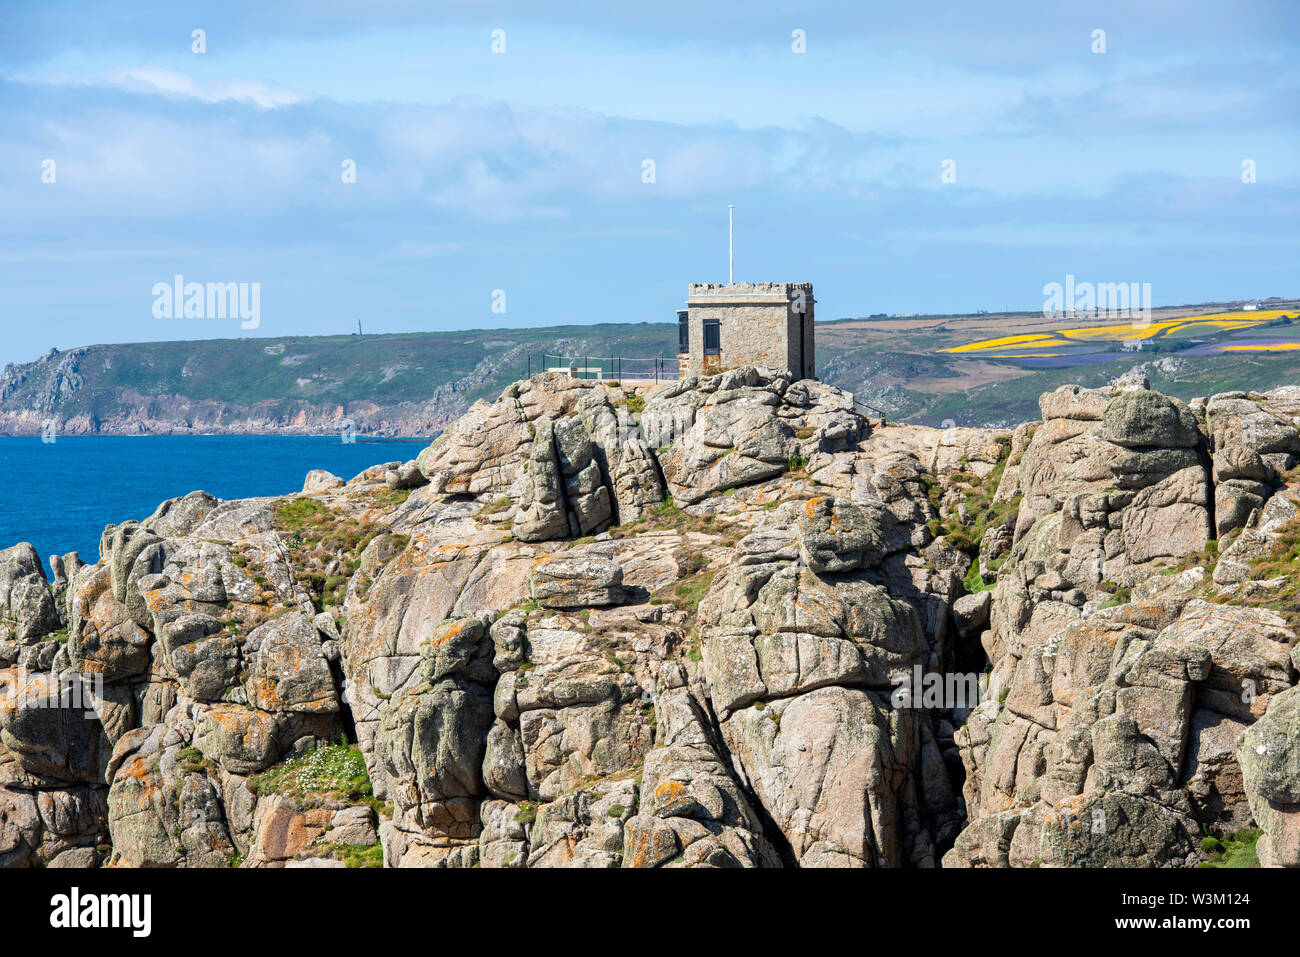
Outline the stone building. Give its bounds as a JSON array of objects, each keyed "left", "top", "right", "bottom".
[{"left": 677, "top": 282, "right": 815, "bottom": 380}]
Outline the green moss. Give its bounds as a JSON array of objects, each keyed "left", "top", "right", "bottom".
[
  {"left": 687, "top": 633, "right": 703, "bottom": 663},
  {"left": 325, "top": 842, "right": 384, "bottom": 868},
  {"left": 478, "top": 496, "right": 513, "bottom": 517},
  {"left": 962, "top": 560, "right": 990, "bottom": 595},
  {"left": 1198, "top": 828, "right": 1262, "bottom": 868},
  {"left": 1099, "top": 585, "right": 1132, "bottom": 608},
  {"left": 659, "top": 569, "right": 717, "bottom": 617},
  {"left": 250, "top": 744, "right": 374, "bottom": 805},
  {"left": 272, "top": 497, "right": 405, "bottom": 612},
  {"left": 929, "top": 443, "right": 1020, "bottom": 559},
  {"left": 177, "top": 747, "right": 208, "bottom": 774},
  {"left": 368, "top": 488, "right": 413, "bottom": 510},
  {"left": 272, "top": 497, "right": 333, "bottom": 532},
  {"left": 515, "top": 800, "right": 539, "bottom": 825}
]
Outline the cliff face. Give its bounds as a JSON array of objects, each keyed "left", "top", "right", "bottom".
[
  {"left": 0, "top": 326, "right": 676, "bottom": 437},
  {"left": 1, "top": 367, "right": 1299, "bottom": 868}
]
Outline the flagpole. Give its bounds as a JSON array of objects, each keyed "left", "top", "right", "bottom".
[{"left": 728, "top": 204, "right": 734, "bottom": 284}]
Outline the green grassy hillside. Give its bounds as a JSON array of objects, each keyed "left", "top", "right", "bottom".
[{"left": 3, "top": 305, "right": 1297, "bottom": 435}]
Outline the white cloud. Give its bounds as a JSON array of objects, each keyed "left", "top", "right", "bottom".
[
  {"left": 14, "top": 65, "right": 310, "bottom": 109},
  {"left": 112, "top": 67, "right": 309, "bottom": 108}
]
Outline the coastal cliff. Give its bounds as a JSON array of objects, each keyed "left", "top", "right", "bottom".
[
  {"left": 0, "top": 325, "right": 675, "bottom": 437},
  {"left": 1, "top": 367, "right": 1298, "bottom": 868}
]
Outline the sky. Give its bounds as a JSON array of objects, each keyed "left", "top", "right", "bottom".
[{"left": 1, "top": 0, "right": 1297, "bottom": 365}]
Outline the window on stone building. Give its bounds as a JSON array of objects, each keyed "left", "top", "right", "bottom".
[{"left": 703, "top": 319, "right": 720, "bottom": 354}]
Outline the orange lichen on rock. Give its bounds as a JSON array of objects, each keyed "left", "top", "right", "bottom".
[{"left": 654, "top": 780, "right": 686, "bottom": 802}]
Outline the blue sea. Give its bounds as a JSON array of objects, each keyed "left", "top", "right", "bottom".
[{"left": 0, "top": 435, "right": 431, "bottom": 574}]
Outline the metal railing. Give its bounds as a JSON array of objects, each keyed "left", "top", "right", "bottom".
[
  {"left": 527, "top": 353, "right": 680, "bottom": 383},
  {"left": 851, "top": 396, "right": 888, "bottom": 425}
]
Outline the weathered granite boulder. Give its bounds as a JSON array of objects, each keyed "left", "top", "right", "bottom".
[
  {"left": 949, "top": 712, "right": 1202, "bottom": 868},
  {"left": 608, "top": 438, "right": 666, "bottom": 523},
  {"left": 512, "top": 417, "right": 612, "bottom": 542},
  {"left": 48, "top": 551, "right": 85, "bottom": 623},
  {"left": 106, "top": 715, "right": 238, "bottom": 868},
  {"left": 1238, "top": 685, "right": 1300, "bottom": 867},
  {"left": 953, "top": 590, "right": 992, "bottom": 638},
  {"left": 0, "top": 783, "right": 106, "bottom": 868},
  {"left": 1121, "top": 466, "right": 1211, "bottom": 564},
  {"left": 1215, "top": 488, "right": 1299, "bottom": 584},
  {"left": 1205, "top": 392, "right": 1300, "bottom": 463},
  {"left": 1157, "top": 601, "right": 1294, "bottom": 721},
  {"left": 796, "top": 495, "right": 891, "bottom": 573},
  {"left": 724, "top": 685, "right": 955, "bottom": 866},
  {"left": 529, "top": 554, "right": 624, "bottom": 609},
  {"left": 0, "top": 543, "right": 60, "bottom": 641},
  {"left": 242, "top": 612, "right": 339, "bottom": 714},
  {"left": 192, "top": 704, "right": 283, "bottom": 775},
  {"left": 526, "top": 777, "right": 637, "bottom": 868},
  {"left": 496, "top": 618, "right": 653, "bottom": 801},
  {"left": 0, "top": 667, "right": 109, "bottom": 785},
  {"left": 384, "top": 461, "right": 429, "bottom": 491},
  {"left": 302, "top": 470, "right": 345, "bottom": 493},
  {"left": 67, "top": 565, "right": 152, "bottom": 682},
  {"left": 1103, "top": 390, "right": 1201, "bottom": 449},
  {"left": 374, "top": 614, "right": 497, "bottom": 866},
  {"left": 699, "top": 559, "right": 929, "bottom": 718},
  {"left": 144, "top": 490, "right": 219, "bottom": 538},
  {"left": 659, "top": 400, "right": 796, "bottom": 504},
  {"left": 477, "top": 799, "right": 528, "bottom": 868},
  {"left": 622, "top": 686, "right": 778, "bottom": 868},
  {"left": 417, "top": 373, "right": 606, "bottom": 497},
  {"left": 242, "top": 793, "right": 334, "bottom": 867},
  {"left": 159, "top": 613, "right": 237, "bottom": 702},
  {"left": 1038, "top": 384, "right": 1108, "bottom": 422}
]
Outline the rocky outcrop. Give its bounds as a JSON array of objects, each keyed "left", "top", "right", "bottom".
[
  {"left": 375, "top": 614, "right": 497, "bottom": 867},
  {"left": 948, "top": 380, "right": 1300, "bottom": 867},
  {"left": 652, "top": 367, "right": 868, "bottom": 504},
  {"left": 529, "top": 554, "right": 625, "bottom": 609},
  {"left": 0, "top": 544, "right": 61, "bottom": 643},
  {"left": 1239, "top": 684, "right": 1300, "bottom": 867},
  {"left": 2, "top": 368, "right": 1299, "bottom": 871}
]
